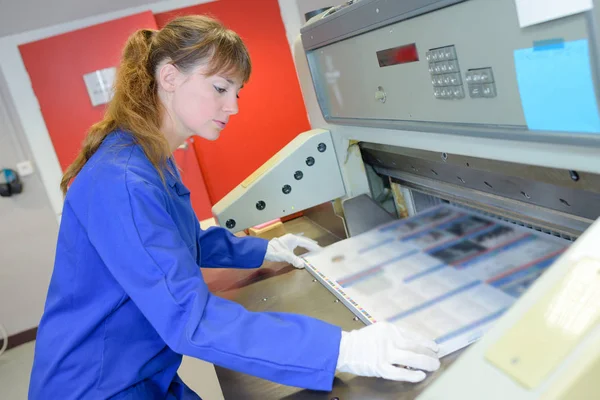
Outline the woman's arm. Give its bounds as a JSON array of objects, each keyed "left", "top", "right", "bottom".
[
  {"left": 196, "top": 223, "right": 268, "bottom": 269},
  {"left": 83, "top": 176, "right": 341, "bottom": 391}
]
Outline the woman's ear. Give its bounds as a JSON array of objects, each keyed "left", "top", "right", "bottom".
[{"left": 157, "top": 63, "right": 181, "bottom": 93}]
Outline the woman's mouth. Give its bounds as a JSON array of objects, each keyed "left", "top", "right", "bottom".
[{"left": 214, "top": 120, "right": 226, "bottom": 129}]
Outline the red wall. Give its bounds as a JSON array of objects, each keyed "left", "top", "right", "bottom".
[
  {"left": 155, "top": 0, "right": 311, "bottom": 203},
  {"left": 19, "top": 12, "right": 158, "bottom": 171}
]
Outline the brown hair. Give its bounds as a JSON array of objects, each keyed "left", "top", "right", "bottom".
[{"left": 60, "top": 15, "right": 251, "bottom": 195}]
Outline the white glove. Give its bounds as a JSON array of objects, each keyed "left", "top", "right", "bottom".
[
  {"left": 336, "top": 322, "right": 440, "bottom": 382},
  {"left": 264, "top": 234, "right": 322, "bottom": 268}
]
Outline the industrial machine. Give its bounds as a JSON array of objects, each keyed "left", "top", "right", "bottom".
[{"left": 213, "top": 0, "right": 600, "bottom": 398}]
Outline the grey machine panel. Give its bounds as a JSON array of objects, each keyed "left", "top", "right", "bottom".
[
  {"left": 301, "top": 0, "right": 468, "bottom": 51},
  {"left": 303, "top": 0, "right": 599, "bottom": 144},
  {"left": 342, "top": 193, "right": 396, "bottom": 237}
]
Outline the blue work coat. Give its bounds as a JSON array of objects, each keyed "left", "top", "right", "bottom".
[{"left": 29, "top": 131, "right": 341, "bottom": 399}]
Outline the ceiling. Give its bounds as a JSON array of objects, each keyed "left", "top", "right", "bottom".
[{"left": 0, "top": 0, "right": 158, "bottom": 37}]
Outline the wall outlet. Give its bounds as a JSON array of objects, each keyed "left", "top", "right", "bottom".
[{"left": 16, "top": 160, "right": 34, "bottom": 177}]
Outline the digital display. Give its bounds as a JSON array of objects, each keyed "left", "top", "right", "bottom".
[{"left": 377, "top": 43, "right": 419, "bottom": 67}]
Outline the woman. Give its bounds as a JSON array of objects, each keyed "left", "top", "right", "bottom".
[{"left": 29, "top": 16, "right": 440, "bottom": 399}]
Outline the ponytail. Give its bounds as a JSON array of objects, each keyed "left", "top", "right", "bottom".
[{"left": 60, "top": 28, "right": 170, "bottom": 195}]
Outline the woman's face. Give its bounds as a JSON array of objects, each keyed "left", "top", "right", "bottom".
[{"left": 159, "top": 63, "right": 242, "bottom": 143}]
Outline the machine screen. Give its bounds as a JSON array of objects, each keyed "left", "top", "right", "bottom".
[{"left": 377, "top": 43, "right": 419, "bottom": 67}]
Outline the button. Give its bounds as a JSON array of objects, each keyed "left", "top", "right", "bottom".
[
  {"left": 317, "top": 142, "right": 327, "bottom": 152},
  {"left": 447, "top": 61, "right": 458, "bottom": 72},
  {"left": 426, "top": 52, "right": 432, "bottom": 61},
  {"left": 483, "top": 72, "right": 494, "bottom": 83},
  {"left": 282, "top": 185, "right": 292, "bottom": 194},
  {"left": 306, "top": 156, "right": 315, "bottom": 166},
  {"left": 480, "top": 68, "right": 494, "bottom": 83},
  {"left": 482, "top": 83, "right": 497, "bottom": 98},
  {"left": 443, "top": 75, "right": 451, "bottom": 85},
  {"left": 453, "top": 86, "right": 465, "bottom": 99},
  {"left": 428, "top": 63, "right": 435, "bottom": 73},
  {"left": 294, "top": 171, "right": 303, "bottom": 180},
  {"left": 432, "top": 52, "right": 439, "bottom": 60},
  {"left": 440, "top": 62, "right": 449, "bottom": 72},
  {"left": 256, "top": 201, "right": 266, "bottom": 210},
  {"left": 450, "top": 73, "right": 461, "bottom": 85},
  {"left": 570, "top": 170, "right": 580, "bottom": 182},
  {"left": 469, "top": 84, "right": 483, "bottom": 98},
  {"left": 434, "top": 64, "right": 442, "bottom": 73},
  {"left": 445, "top": 46, "right": 457, "bottom": 60},
  {"left": 467, "top": 68, "right": 494, "bottom": 84},
  {"left": 226, "top": 219, "right": 236, "bottom": 229},
  {"left": 434, "top": 88, "right": 443, "bottom": 98},
  {"left": 437, "top": 76, "right": 444, "bottom": 86}
]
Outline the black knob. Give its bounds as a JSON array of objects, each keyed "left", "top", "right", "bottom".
[
  {"left": 569, "top": 170, "right": 580, "bottom": 182},
  {"left": 225, "top": 219, "right": 236, "bottom": 229},
  {"left": 256, "top": 201, "right": 266, "bottom": 210},
  {"left": 317, "top": 142, "right": 327, "bottom": 153},
  {"left": 306, "top": 156, "right": 315, "bottom": 166},
  {"left": 282, "top": 185, "right": 292, "bottom": 194},
  {"left": 294, "top": 171, "right": 303, "bottom": 180}
]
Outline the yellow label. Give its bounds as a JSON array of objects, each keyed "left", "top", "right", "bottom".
[
  {"left": 541, "top": 333, "right": 600, "bottom": 400},
  {"left": 485, "top": 257, "right": 600, "bottom": 389}
]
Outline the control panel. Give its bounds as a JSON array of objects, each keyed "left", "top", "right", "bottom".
[
  {"left": 212, "top": 130, "right": 346, "bottom": 233},
  {"left": 466, "top": 67, "right": 497, "bottom": 98},
  {"left": 427, "top": 45, "right": 465, "bottom": 100},
  {"left": 305, "top": 0, "right": 588, "bottom": 129}
]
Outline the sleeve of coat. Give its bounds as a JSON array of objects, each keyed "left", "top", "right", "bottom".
[{"left": 85, "top": 176, "right": 341, "bottom": 391}]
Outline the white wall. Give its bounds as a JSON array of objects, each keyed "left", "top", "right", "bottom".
[{"left": 0, "top": 71, "right": 58, "bottom": 338}]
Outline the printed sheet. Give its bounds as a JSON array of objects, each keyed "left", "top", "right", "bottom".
[{"left": 302, "top": 204, "right": 570, "bottom": 356}]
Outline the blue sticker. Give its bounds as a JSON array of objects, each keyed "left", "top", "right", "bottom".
[{"left": 514, "top": 39, "right": 600, "bottom": 133}]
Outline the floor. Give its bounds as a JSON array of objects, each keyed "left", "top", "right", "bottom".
[
  {"left": 0, "top": 341, "right": 225, "bottom": 399},
  {"left": 0, "top": 342, "right": 34, "bottom": 400}
]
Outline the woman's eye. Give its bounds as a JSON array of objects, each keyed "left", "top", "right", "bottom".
[{"left": 214, "top": 86, "right": 227, "bottom": 94}]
